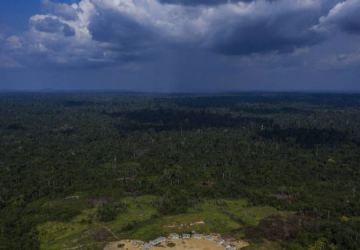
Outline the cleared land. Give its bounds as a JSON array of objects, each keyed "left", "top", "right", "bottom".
[
  {"left": 104, "top": 238, "right": 249, "bottom": 250},
  {"left": 36, "top": 195, "right": 282, "bottom": 250}
]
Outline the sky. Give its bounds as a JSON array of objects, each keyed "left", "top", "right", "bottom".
[{"left": 0, "top": 0, "right": 360, "bottom": 92}]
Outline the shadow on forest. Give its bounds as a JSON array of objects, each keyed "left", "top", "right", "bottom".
[
  {"left": 259, "top": 127, "right": 347, "bottom": 148},
  {"left": 104, "top": 109, "right": 273, "bottom": 132}
]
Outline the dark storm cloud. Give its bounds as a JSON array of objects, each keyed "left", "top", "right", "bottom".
[
  {"left": 318, "top": 0, "right": 360, "bottom": 35},
  {"left": 79, "top": 0, "right": 331, "bottom": 58},
  {"left": 208, "top": 10, "right": 323, "bottom": 55},
  {"left": 1, "top": 0, "right": 359, "bottom": 73},
  {"left": 88, "top": 8, "right": 157, "bottom": 51}
]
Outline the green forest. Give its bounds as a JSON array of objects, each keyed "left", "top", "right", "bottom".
[{"left": 1, "top": 92, "right": 360, "bottom": 250}]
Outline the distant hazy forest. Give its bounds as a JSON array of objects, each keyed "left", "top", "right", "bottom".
[{"left": 1, "top": 92, "right": 360, "bottom": 249}]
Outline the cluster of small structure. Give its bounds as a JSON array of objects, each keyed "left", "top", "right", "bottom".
[{"left": 141, "top": 233, "right": 237, "bottom": 250}]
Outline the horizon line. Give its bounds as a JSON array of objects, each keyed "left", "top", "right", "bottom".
[{"left": 1, "top": 88, "right": 360, "bottom": 95}]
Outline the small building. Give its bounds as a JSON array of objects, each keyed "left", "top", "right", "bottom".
[
  {"left": 225, "top": 245, "right": 236, "bottom": 250},
  {"left": 149, "top": 237, "right": 166, "bottom": 246},
  {"left": 182, "top": 233, "right": 191, "bottom": 239},
  {"left": 169, "top": 233, "right": 180, "bottom": 240},
  {"left": 217, "top": 239, "right": 225, "bottom": 245},
  {"left": 141, "top": 243, "right": 151, "bottom": 250},
  {"left": 193, "top": 233, "right": 203, "bottom": 239},
  {"left": 205, "top": 235, "right": 215, "bottom": 241}
]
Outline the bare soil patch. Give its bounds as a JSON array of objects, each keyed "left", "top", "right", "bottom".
[{"left": 104, "top": 238, "right": 249, "bottom": 250}]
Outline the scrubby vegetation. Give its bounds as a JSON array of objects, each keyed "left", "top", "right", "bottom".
[
  {"left": 1, "top": 92, "right": 360, "bottom": 249},
  {"left": 96, "top": 202, "right": 128, "bottom": 222}
]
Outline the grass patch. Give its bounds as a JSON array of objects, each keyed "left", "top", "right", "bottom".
[
  {"left": 109, "top": 196, "right": 159, "bottom": 234},
  {"left": 38, "top": 221, "right": 88, "bottom": 250},
  {"left": 224, "top": 202, "right": 279, "bottom": 226}
]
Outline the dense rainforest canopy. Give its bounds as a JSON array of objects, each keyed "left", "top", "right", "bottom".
[{"left": 1, "top": 92, "right": 360, "bottom": 249}]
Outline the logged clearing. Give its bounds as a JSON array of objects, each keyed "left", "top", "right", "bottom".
[
  {"left": 36, "top": 196, "right": 280, "bottom": 249},
  {"left": 104, "top": 238, "right": 249, "bottom": 250}
]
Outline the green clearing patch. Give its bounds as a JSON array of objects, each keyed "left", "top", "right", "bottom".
[
  {"left": 109, "top": 195, "right": 159, "bottom": 235},
  {"left": 38, "top": 221, "right": 88, "bottom": 250},
  {"left": 126, "top": 198, "right": 280, "bottom": 241},
  {"left": 37, "top": 195, "right": 158, "bottom": 249},
  {"left": 37, "top": 196, "right": 282, "bottom": 249},
  {"left": 122, "top": 200, "right": 242, "bottom": 241},
  {"left": 37, "top": 207, "right": 106, "bottom": 250},
  {"left": 220, "top": 200, "right": 279, "bottom": 226}
]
